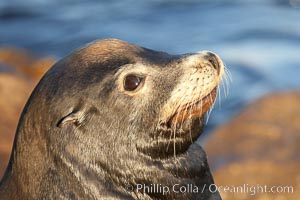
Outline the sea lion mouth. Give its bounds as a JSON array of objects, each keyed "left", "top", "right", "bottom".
[
  {"left": 141, "top": 91, "right": 215, "bottom": 158},
  {"left": 160, "top": 87, "right": 217, "bottom": 130}
]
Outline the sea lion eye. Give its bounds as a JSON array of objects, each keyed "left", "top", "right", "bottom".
[{"left": 124, "top": 74, "right": 144, "bottom": 91}]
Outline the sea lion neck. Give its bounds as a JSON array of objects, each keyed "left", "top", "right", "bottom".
[
  {"left": 96, "top": 142, "right": 219, "bottom": 199},
  {"left": 0, "top": 115, "right": 50, "bottom": 199}
]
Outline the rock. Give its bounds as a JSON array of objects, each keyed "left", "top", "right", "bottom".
[
  {"left": 205, "top": 92, "right": 300, "bottom": 200},
  {"left": 0, "top": 48, "right": 54, "bottom": 179},
  {"left": 0, "top": 48, "right": 55, "bottom": 81},
  {"left": 0, "top": 74, "right": 32, "bottom": 178}
]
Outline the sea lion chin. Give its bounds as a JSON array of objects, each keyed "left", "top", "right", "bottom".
[{"left": 0, "top": 39, "right": 224, "bottom": 200}]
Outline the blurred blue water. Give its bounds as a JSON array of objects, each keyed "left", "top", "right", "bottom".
[{"left": 1, "top": 0, "right": 300, "bottom": 133}]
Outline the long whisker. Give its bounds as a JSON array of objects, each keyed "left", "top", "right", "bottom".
[
  {"left": 224, "top": 65, "right": 233, "bottom": 82},
  {"left": 188, "top": 91, "right": 198, "bottom": 143},
  {"left": 223, "top": 66, "right": 232, "bottom": 97},
  {"left": 221, "top": 78, "right": 228, "bottom": 98},
  {"left": 179, "top": 89, "right": 196, "bottom": 131},
  {"left": 166, "top": 92, "right": 187, "bottom": 153},
  {"left": 217, "top": 85, "right": 222, "bottom": 108},
  {"left": 171, "top": 93, "right": 189, "bottom": 157},
  {"left": 198, "top": 90, "right": 203, "bottom": 127},
  {"left": 224, "top": 73, "right": 230, "bottom": 97},
  {"left": 205, "top": 92, "right": 215, "bottom": 124}
]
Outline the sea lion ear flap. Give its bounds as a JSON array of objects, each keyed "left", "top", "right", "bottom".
[
  {"left": 57, "top": 110, "right": 86, "bottom": 128},
  {"left": 57, "top": 106, "right": 99, "bottom": 128}
]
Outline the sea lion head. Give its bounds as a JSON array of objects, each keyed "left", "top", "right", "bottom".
[
  {"left": 5, "top": 39, "right": 224, "bottom": 199},
  {"left": 53, "top": 39, "right": 223, "bottom": 158}
]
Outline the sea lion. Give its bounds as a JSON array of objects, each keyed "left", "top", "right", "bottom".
[{"left": 0, "top": 39, "right": 224, "bottom": 200}]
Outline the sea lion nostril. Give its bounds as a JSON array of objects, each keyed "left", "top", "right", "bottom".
[{"left": 205, "top": 52, "right": 221, "bottom": 74}]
